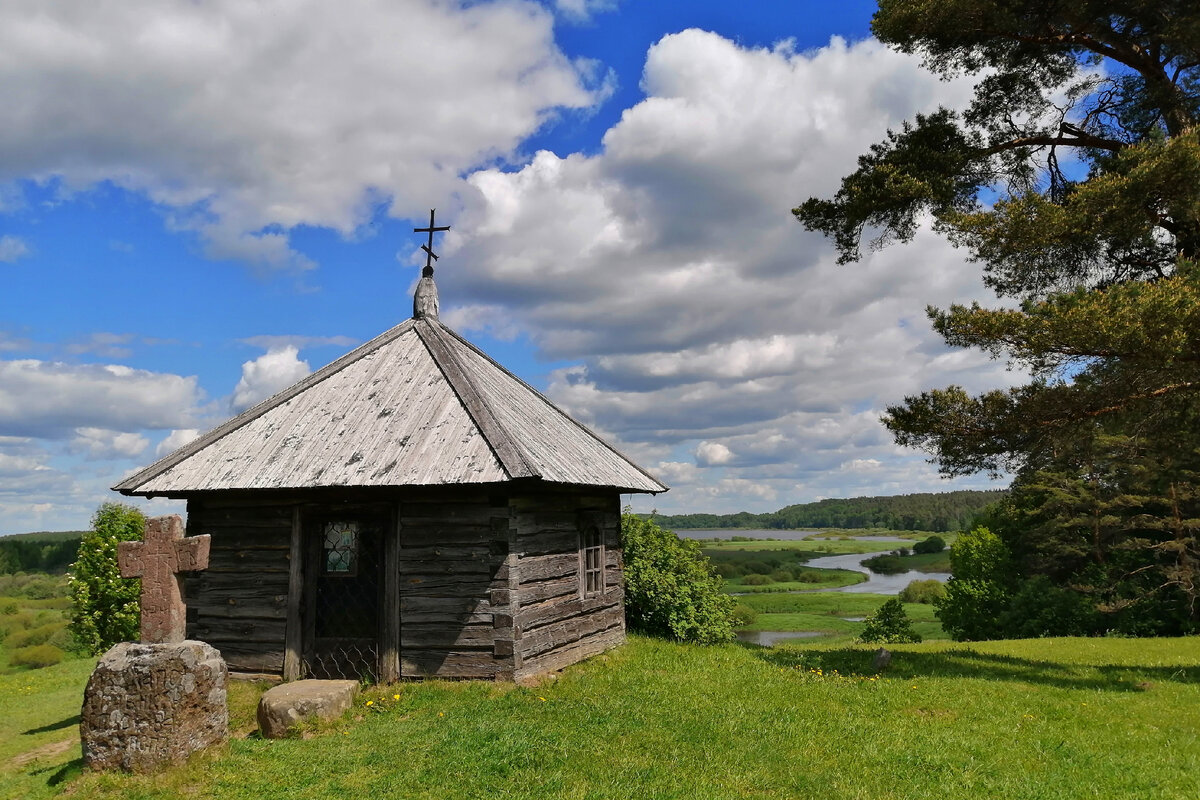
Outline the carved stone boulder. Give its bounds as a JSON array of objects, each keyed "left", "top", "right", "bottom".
[{"left": 80, "top": 640, "right": 228, "bottom": 772}]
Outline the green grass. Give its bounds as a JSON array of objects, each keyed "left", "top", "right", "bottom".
[
  {"left": 895, "top": 550, "right": 952, "bottom": 572},
  {"left": 738, "top": 592, "right": 946, "bottom": 642},
  {"left": 722, "top": 569, "right": 865, "bottom": 593},
  {"left": 6, "top": 636, "right": 1200, "bottom": 799}
]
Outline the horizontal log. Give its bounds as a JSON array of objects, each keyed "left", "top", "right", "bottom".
[
  {"left": 401, "top": 650, "right": 499, "bottom": 679},
  {"left": 399, "top": 545, "right": 497, "bottom": 561},
  {"left": 517, "top": 553, "right": 580, "bottom": 584},
  {"left": 510, "top": 493, "right": 612, "bottom": 513},
  {"left": 400, "top": 560, "right": 501, "bottom": 578},
  {"left": 203, "top": 527, "right": 292, "bottom": 547},
  {"left": 399, "top": 575, "right": 500, "bottom": 593},
  {"left": 190, "top": 617, "right": 287, "bottom": 643},
  {"left": 520, "top": 606, "right": 624, "bottom": 660},
  {"left": 518, "top": 594, "right": 621, "bottom": 632},
  {"left": 209, "top": 644, "right": 284, "bottom": 674},
  {"left": 188, "top": 572, "right": 289, "bottom": 596},
  {"left": 206, "top": 549, "right": 291, "bottom": 573},
  {"left": 519, "top": 625, "right": 624, "bottom": 678},
  {"left": 400, "top": 596, "right": 493, "bottom": 615},
  {"left": 192, "top": 602, "right": 287, "bottom": 620},
  {"left": 401, "top": 625, "right": 494, "bottom": 648},
  {"left": 516, "top": 528, "right": 579, "bottom": 557},
  {"left": 400, "top": 527, "right": 496, "bottom": 547},
  {"left": 516, "top": 577, "right": 577, "bottom": 606}
]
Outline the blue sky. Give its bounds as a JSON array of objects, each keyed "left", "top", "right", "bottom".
[{"left": 0, "top": 0, "right": 1010, "bottom": 534}]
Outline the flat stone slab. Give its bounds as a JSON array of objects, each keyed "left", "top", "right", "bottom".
[
  {"left": 80, "top": 640, "right": 228, "bottom": 772},
  {"left": 257, "top": 679, "right": 359, "bottom": 739}
]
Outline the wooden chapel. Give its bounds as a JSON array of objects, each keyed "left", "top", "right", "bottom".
[{"left": 114, "top": 213, "right": 666, "bottom": 682}]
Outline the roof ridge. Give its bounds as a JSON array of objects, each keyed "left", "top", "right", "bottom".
[
  {"left": 413, "top": 318, "right": 539, "bottom": 480},
  {"left": 429, "top": 320, "right": 669, "bottom": 493},
  {"left": 114, "top": 319, "right": 418, "bottom": 493}
]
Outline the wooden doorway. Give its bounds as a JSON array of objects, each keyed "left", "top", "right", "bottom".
[{"left": 301, "top": 507, "right": 389, "bottom": 681}]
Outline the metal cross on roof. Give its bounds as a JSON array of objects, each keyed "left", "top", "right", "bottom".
[{"left": 414, "top": 208, "right": 451, "bottom": 276}]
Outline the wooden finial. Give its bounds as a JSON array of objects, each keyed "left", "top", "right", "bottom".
[{"left": 413, "top": 209, "right": 450, "bottom": 319}]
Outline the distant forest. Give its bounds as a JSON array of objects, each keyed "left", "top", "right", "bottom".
[
  {"left": 651, "top": 490, "right": 1007, "bottom": 532},
  {"left": 0, "top": 531, "right": 85, "bottom": 574}
]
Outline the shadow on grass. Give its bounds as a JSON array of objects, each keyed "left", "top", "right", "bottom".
[
  {"left": 23, "top": 715, "right": 79, "bottom": 735},
  {"left": 30, "top": 757, "right": 82, "bottom": 787},
  {"left": 750, "top": 645, "right": 1200, "bottom": 692}
]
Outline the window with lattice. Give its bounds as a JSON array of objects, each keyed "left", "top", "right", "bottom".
[
  {"left": 322, "top": 521, "right": 359, "bottom": 576},
  {"left": 581, "top": 525, "right": 604, "bottom": 597}
]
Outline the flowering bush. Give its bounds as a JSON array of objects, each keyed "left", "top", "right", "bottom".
[{"left": 68, "top": 503, "right": 144, "bottom": 654}]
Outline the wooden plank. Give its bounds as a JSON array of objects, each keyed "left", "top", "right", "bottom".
[
  {"left": 284, "top": 505, "right": 304, "bottom": 680},
  {"left": 203, "top": 527, "right": 292, "bottom": 547},
  {"left": 399, "top": 526, "right": 494, "bottom": 547},
  {"left": 381, "top": 507, "right": 400, "bottom": 682}
]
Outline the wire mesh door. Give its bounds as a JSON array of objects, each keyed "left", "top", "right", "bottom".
[{"left": 302, "top": 509, "right": 386, "bottom": 682}]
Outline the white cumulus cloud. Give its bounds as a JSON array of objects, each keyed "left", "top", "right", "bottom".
[
  {"left": 231, "top": 346, "right": 311, "bottom": 412},
  {"left": 439, "top": 31, "right": 1011, "bottom": 512},
  {"left": 0, "top": 0, "right": 606, "bottom": 271},
  {"left": 0, "top": 235, "right": 29, "bottom": 263}
]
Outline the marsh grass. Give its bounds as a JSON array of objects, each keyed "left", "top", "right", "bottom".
[{"left": 6, "top": 635, "right": 1199, "bottom": 800}]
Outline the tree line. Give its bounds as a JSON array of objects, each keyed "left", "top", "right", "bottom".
[
  {"left": 651, "top": 489, "right": 1005, "bottom": 532},
  {"left": 0, "top": 532, "right": 84, "bottom": 574}
]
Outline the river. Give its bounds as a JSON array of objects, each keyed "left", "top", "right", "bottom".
[{"left": 675, "top": 528, "right": 950, "bottom": 594}]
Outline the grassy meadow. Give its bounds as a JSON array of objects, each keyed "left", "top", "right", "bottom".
[{"left": 3, "top": 635, "right": 1199, "bottom": 800}]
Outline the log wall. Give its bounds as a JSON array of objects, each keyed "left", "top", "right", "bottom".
[
  {"left": 509, "top": 491, "right": 625, "bottom": 681},
  {"left": 183, "top": 486, "right": 626, "bottom": 680},
  {"left": 397, "top": 491, "right": 506, "bottom": 679},
  {"left": 185, "top": 497, "right": 292, "bottom": 674}
]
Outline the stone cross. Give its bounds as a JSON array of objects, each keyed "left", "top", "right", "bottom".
[{"left": 117, "top": 515, "right": 211, "bottom": 644}]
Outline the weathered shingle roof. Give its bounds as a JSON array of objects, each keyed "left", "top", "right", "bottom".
[{"left": 114, "top": 317, "right": 667, "bottom": 496}]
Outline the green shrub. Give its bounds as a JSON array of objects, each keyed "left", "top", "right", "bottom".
[
  {"left": 769, "top": 569, "right": 794, "bottom": 583},
  {"left": 859, "top": 598, "right": 922, "bottom": 644},
  {"left": 795, "top": 570, "right": 824, "bottom": 583},
  {"left": 69, "top": 502, "right": 145, "bottom": 655},
  {"left": 714, "top": 562, "right": 740, "bottom": 578},
  {"left": 935, "top": 526, "right": 1016, "bottom": 641},
  {"left": 912, "top": 535, "right": 946, "bottom": 555},
  {"left": 0, "top": 598, "right": 18, "bottom": 615},
  {"left": 742, "top": 560, "right": 772, "bottom": 576},
  {"left": 742, "top": 573, "right": 772, "bottom": 586},
  {"left": 6, "top": 621, "right": 66, "bottom": 650},
  {"left": 731, "top": 603, "right": 758, "bottom": 626},
  {"left": 621, "top": 513, "right": 735, "bottom": 644},
  {"left": 9, "top": 643, "right": 65, "bottom": 669},
  {"left": 899, "top": 579, "right": 947, "bottom": 604},
  {"left": 862, "top": 554, "right": 905, "bottom": 575}
]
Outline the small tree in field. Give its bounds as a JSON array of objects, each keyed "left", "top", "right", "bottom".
[
  {"left": 69, "top": 503, "right": 144, "bottom": 654},
  {"left": 620, "top": 512, "right": 735, "bottom": 644},
  {"left": 860, "top": 598, "right": 922, "bottom": 644}
]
